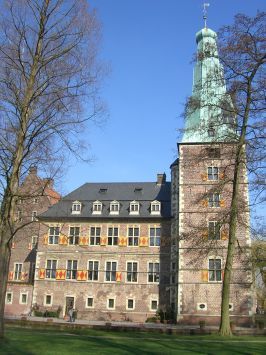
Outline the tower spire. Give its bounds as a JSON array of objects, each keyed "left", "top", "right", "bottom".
[{"left": 203, "top": 3, "right": 210, "bottom": 29}]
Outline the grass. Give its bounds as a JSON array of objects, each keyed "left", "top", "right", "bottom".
[{"left": 0, "top": 326, "right": 265, "bottom": 354}]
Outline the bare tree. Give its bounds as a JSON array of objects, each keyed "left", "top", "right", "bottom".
[
  {"left": 0, "top": 0, "right": 106, "bottom": 338},
  {"left": 182, "top": 12, "right": 265, "bottom": 336}
]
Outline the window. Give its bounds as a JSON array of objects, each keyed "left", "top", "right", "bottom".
[
  {"left": 207, "top": 167, "right": 219, "bottom": 181},
  {"left": 87, "top": 297, "right": 94, "bottom": 308},
  {"left": 128, "top": 227, "right": 139, "bottom": 246},
  {"left": 130, "top": 201, "right": 139, "bottom": 214},
  {"left": 20, "top": 293, "right": 28, "bottom": 304},
  {"left": 14, "top": 263, "right": 22, "bottom": 281},
  {"left": 149, "top": 227, "right": 161, "bottom": 246},
  {"left": 46, "top": 259, "right": 57, "bottom": 279},
  {"left": 88, "top": 261, "right": 99, "bottom": 281},
  {"left": 6, "top": 292, "right": 12, "bottom": 304},
  {"left": 69, "top": 227, "right": 80, "bottom": 245},
  {"left": 105, "top": 261, "right": 117, "bottom": 282},
  {"left": 209, "top": 258, "right": 222, "bottom": 282},
  {"left": 208, "top": 193, "right": 220, "bottom": 207},
  {"left": 31, "top": 236, "right": 38, "bottom": 249},
  {"left": 126, "top": 262, "right": 138, "bottom": 283},
  {"left": 208, "top": 221, "right": 221, "bottom": 240},
  {"left": 148, "top": 262, "right": 160, "bottom": 283},
  {"left": 110, "top": 201, "right": 120, "bottom": 215},
  {"left": 127, "top": 299, "right": 134, "bottom": 310},
  {"left": 107, "top": 298, "right": 115, "bottom": 309},
  {"left": 32, "top": 211, "right": 37, "bottom": 221},
  {"left": 48, "top": 226, "right": 60, "bottom": 244},
  {"left": 72, "top": 201, "right": 81, "bottom": 214},
  {"left": 45, "top": 295, "right": 52, "bottom": 306},
  {"left": 33, "top": 197, "right": 39, "bottom": 204},
  {"left": 151, "top": 299, "right": 158, "bottom": 311},
  {"left": 66, "top": 260, "right": 78, "bottom": 280},
  {"left": 90, "top": 227, "right": 101, "bottom": 245},
  {"left": 108, "top": 227, "right": 118, "bottom": 246},
  {"left": 207, "top": 147, "right": 220, "bottom": 158},
  {"left": 16, "top": 210, "right": 22, "bottom": 222},
  {"left": 99, "top": 188, "right": 107, "bottom": 194},
  {"left": 197, "top": 303, "right": 207, "bottom": 310},
  {"left": 92, "top": 201, "right": 102, "bottom": 214},
  {"left": 151, "top": 201, "right": 161, "bottom": 215},
  {"left": 208, "top": 125, "right": 215, "bottom": 137}
]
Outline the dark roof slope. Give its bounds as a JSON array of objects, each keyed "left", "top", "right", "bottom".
[{"left": 40, "top": 182, "right": 171, "bottom": 220}]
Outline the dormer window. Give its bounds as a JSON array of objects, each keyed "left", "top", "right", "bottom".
[
  {"left": 130, "top": 201, "right": 139, "bottom": 215},
  {"left": 92, "top": 200, "right": 102, "bottom": 214},
  {"left": 151, "top": 200, "right": 161, "bottom": 215},
  {"left": 110, "top": 201, "right": 120, "bottom": 215},
  {"left": 72, "top": 201, "right": 81, "bottom": 214}
]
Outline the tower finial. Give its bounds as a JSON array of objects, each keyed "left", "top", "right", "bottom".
[{"left": 203, "top": 3, "right": 210, "bottom": 29}]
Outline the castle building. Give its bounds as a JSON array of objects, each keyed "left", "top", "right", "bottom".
[{"left": 5, "top": 26, "right": 254, "bottom": 325}]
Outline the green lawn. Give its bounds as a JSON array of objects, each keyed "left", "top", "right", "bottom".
[{"left": 0, "top": 327, "right": 265, "bottom": 354}]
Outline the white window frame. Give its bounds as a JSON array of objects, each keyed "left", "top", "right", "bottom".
[
  {"left": 86, "top": 296, "right": 94, "bottom": 309},
  {"left": 110, "top": 201, "right": 120, "bottom": 215},
  {"left": 68, "top": 226, "right": 80, "bottom": 245},
  {"left": 208, "top": 221, "right": 221, "bottom": 240},
  {"left": 92, "top": 200, "right": 102, "bottom": 215},
  {"left": 72, "top": 200, "right": 81, "bottom": 215},
  {"left": 126, "top": 261, "right": 138, "bottom": 283},
  {"left": 129, "top": 200, "right": 139, "bottom": 215},
  {"left": 105, "top": 261, "right": 117, "bottom": 282},
  {"left": 48, "top": 226, "right": 60, "bottom": 245},
  {"left": 14, "top": 263, "right": 23, "bottom": 281},
  {"left": 208, "top": 257, "right": 222, "bottom": 282},
  {"left": 126, "top": 298, "right": 135, "bottom": 311},
  {"left": 150, "top": 200, "right": 161, "bottom": 215},
  {"left": 147, "top": 261, "right": 160, "bottom": 283},
  {"left": 44, "top": 294, "right": 53, "bottom": 307},
  {"left": 31, "top": 235, "right": 38, "bottom": 249},
  {"left": 6, "top": 292, "right": 13, "bottom": 304},
  {"left": 90, "top": 226, "right": 101, "bottom": 246},
  {"left": 107, "top": 297, "right": 116, "bottom": 310},
  {"left": 87, "top": 260, "right": 99, "bottom": 281},
  {"left": 208, "top": 193, "right": 220, "bottom": 208},
  {"left": 107, "top": 226, "right": 119, "bottom": 246},
  {"left": 19, "top": 292, "right": 28, "bottom": 305},
  {"left": 45, "top": 259, "right": 57, "bottom": 279},
  {"left": 149, "top": 226, "right": 161, "bottom": 246},
  {"left": 207, "top": 166, "right": 219, "bottom": 181},
  {"left": 128, "top": 226, "right": 139, "bottom": 246},
  {"left": 66, "top": 259, "right": 78, "bottom": 280},
  {"left": 150, "top": 298, "right": 158, "bottom": 312}
]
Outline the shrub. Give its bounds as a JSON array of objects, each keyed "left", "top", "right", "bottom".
[{"left": 145, "top": 317, "right": 158, "bottom": 323}]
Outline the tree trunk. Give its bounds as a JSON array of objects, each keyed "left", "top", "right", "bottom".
[{"left": 0, "top": 237, "right": 11, "bottom": 339}]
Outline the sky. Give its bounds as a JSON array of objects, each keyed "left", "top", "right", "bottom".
[{"left": 61, "top": 0, "right": 264, "bottom": 195}]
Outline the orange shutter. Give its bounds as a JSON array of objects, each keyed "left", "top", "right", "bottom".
[
  {"left": 39, "top": 269, "right": 45, "bottom": 279},
  {"left": 116, "top": 272, "right": 122, "bottom": 282},
  {"left": 220, "top": 199, "right": 225, "bottom": 208},
  {"left": 219, "top": 172, "right": 225, "bottom": 180},
  {"left": 100, "top": 237, "right": 107, "bottom": 246},
  {"left": 56, "top": 269, "right": 66, "bottom": 280},
  {"left": 201, "top": 270, "right": 209, "bottom": 282},
  {"left": 139, "top": 237, "right": 148, "bottom": 247},
  {"left": 221, "top": 230, "right": 229, "bottom": 240},
  {"left": 202, "top": 229, "right": 208, "bottom": 240},
  {"left": 201, "top": 199, "right": 208, "bottom": 208},
  {"left": 77, "top": 270, "right": 87, "bottom": 281},
  {"left": 28, "top": 243, "right": 32, "bottom": 250},
  {"left": 201, "top": 173, "right": 208, "bottom": 181},
  {"left": 118, "top": 237, "right": 127, "bottom": 246},
  {"left": 79, "top": 236, "right": 88, "bottom": 245},
  {"left": 43, "top": 235, "right": 48, "bottom": 245},
  {"left": 8, "top": 271, "right": 14, "bottom": 281},
  {"left": 59, "top": 234, "right": 68, "bottom": 245}
]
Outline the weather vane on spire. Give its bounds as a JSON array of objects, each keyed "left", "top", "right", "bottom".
[{"left": 203, "top": 3, "right": 210, "bottom": 29}]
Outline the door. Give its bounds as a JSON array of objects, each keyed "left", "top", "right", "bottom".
[{"left": 65, "top": 297, "right": 74, "bottom": 316}]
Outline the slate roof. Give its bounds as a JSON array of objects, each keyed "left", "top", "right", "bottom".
[{"left": 40, "top": 182, "right": 171, "bottom": 220}]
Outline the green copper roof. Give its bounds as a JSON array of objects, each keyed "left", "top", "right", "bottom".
[{"left": 182, "top": 27, "right": 236, "bottom": 143}]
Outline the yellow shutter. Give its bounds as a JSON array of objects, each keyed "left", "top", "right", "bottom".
[
  {"left": 116, "top": 272, "right": 122, "bottom": 282},
  {"left": 201, "top": 199, "right": 208, "bottom": 208},
  {"left": 201, "top": 269, "right": 209, "bottom": 282},
  {"left": 118, "top": 236, "right": 127, "bottom": 246},
  {"left": 79, "top": 236, "right": 88, "bottom": 245},
  {"left": 220, "top": 199, "right": 225, "bottom": 207},
  {"left": 59, "top": 234, "right": 68, "bottom": 245},
  {"left": 201, "top": 173, "right": 208, "bottom": 181},
  {"left": 100, "top": 237, "right": 107, "bottom": 246},
  {"left": 43, "top": 235, "right": 48, "bottom": 245},
  {"left": 202, "top": 229, "right": 208, "bottom": 240},
  {"left": 21, "top": 272, "right": 27, "bottom": 281},
  {"left": 56, "top": 269, "right": 66, "bottom": 280},
  {"left": 139, "top": 236, "right": 148, "bottom": 247},
  {"left": 77, "top": 270, "right": 87, "bottom": 281},
  {"left": 221, "top": 230, "right": 229, "bottom": 240}
]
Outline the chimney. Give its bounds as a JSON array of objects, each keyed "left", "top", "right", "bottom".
[
  {"left": 157, "top": 173, "right": 166, "bottom": 185},
  {"left": 29, "top": 166, "right": 37, "bottom": 175}
]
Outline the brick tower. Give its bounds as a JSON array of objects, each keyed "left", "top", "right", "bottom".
[{"left": 171, "top": 26, "right": 254, "bottom": 325}]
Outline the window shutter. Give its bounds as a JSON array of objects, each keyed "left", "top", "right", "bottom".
[
  {"left": 139, "top": 237, "right": 148, "bottom": 247},
  {"left": 12, "top": 242, "right": 15, "bottom": 249},
  {"left": 116, "top": 272, "right": 122, "bottom": 282},
  {"left": 100, "top": 237, "right": 107, "bottom": 246},
  {"left": 28, "top": 243, "right": 32, "bottom": 250},
  {"left": 8, "top": 271, "right": 14, "bottom": 281},
  {"left": 118, "top": 237, "right": 127, "bottom": 246},
  {"left": 39, "top": 269, "right": 45, "bottom": 279},
  {"left": 221, "top": 230, "right": 229, "bottom": 240},
  {"left": 201, "top": 199, "right": 208, "bottom": 207},
  {"left": 219, "top": 172, "right": 225, "bottom": 180},
  {"left": 56, "top": 269, "right": 66, "bottom": 280},
  {"left": 76, "top": 270, "right": 87, "bottom": 281},
  {"left": 43, "top": 235, "right": 48, "bottom": 245},
  {"left": 202, "top": 229, "right": 208, "bottom": 240},
  {"left": 201, "top": 270, "right": 209, "bottom": 282},
  {"left": 59, "top": 234, "right": 67, "bottom": 245},
  {"left": 201, "top": 173, "right": 208, "bottom": 181},
  {"left": 79, "top": 236, "right": 88, "bottom": 245},
  {"left": 21, "top": 272, "right": 27, "bottom": 281},
  {"left": 220, "top": 199, "right": 225, "bottom": 207}
]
